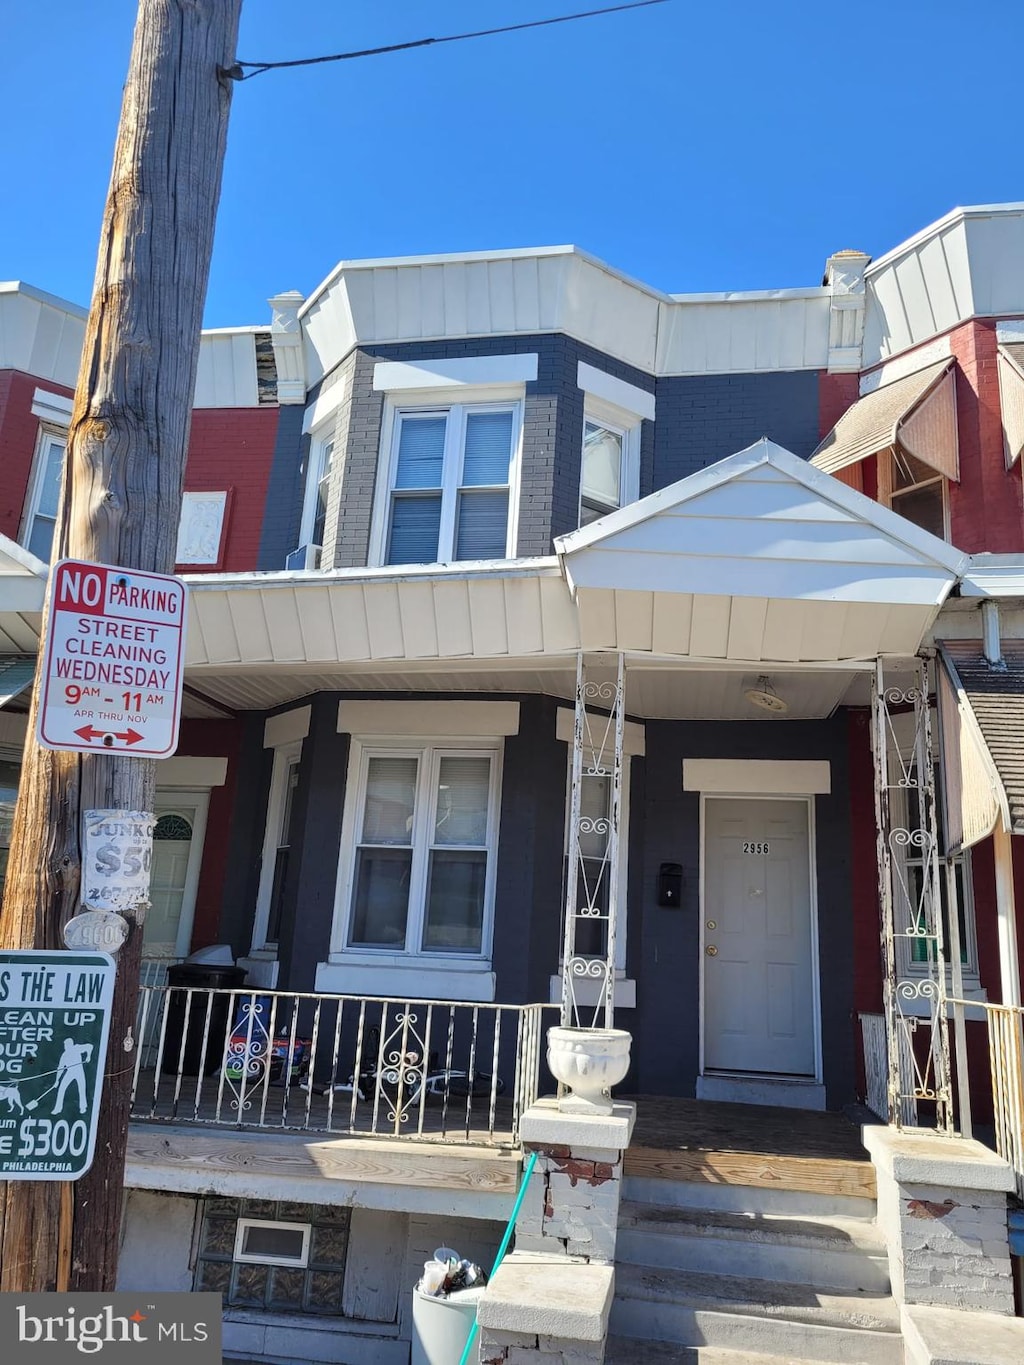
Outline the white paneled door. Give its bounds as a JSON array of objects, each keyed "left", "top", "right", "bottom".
[
  {"left": 702, "top": 797, "right": 816, "bottom": 1076},
  {"left": 144, "top": 791, "right": 210, "bottom": 962}
]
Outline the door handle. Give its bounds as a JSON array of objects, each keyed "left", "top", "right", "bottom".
[{"left": 706, "top": 945, "right": 718, "bottom": 957}]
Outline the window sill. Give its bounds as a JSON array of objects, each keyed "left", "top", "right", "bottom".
[
  {"left": 237, "top": 955, "right": 279, "bottom": 989},
  {"left": 548, "top": 973, "right": 636, "bottom": 1010},
  {"left": 316, "top": 957, "right": 495, "bottom": 1002},
  {"left": 224, "top": 1307, "right": 400, "bottom": 1338}
]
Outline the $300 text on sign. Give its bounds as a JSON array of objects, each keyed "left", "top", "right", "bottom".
[{"left": 37, "top": 560, "right": 187, "bottom": 759}]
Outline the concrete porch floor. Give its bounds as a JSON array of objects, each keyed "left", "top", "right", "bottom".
[{"left": 623, "top": 1095, "right": 877, "bottom": 1200}]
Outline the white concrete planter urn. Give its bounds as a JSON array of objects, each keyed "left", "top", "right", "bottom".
[{"left": 547, "top": 1025, "right": 632, "bottom": 1115}]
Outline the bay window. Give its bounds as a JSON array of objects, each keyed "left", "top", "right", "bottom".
[
  {"left": 342, "top": 741, "right": 501, "bottom": 957},
  {"left": 383, "top": 404, "right": 519, "bottom": 565}
]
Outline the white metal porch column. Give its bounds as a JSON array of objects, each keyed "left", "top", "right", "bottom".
[
  {"left": 872, "top": 658, "right": 954, "bottom": 1133},
  {"left": 560, "top": 652, "right": 626, "bottom": 1029}
]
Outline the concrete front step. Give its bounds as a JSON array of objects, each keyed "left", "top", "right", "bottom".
[
  {"left": 605, "top": 1339, "right": 847, "bottom": 1365},
  {"left": 617, "top": 1198, "right": 890, "bottom": 1292},
  {"left": 610, "top": 1263, "right": 904, "bottom": 1365},
  {"left": 622, "top": 1173, "right": 877, "bottom": 1221}
]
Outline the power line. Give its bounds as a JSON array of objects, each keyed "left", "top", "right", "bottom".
[{"left": 225, "top": 1, "right": 672, "bottom": 82}]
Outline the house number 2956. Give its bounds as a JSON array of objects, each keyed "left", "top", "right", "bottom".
[{"left": 742, "top": 841, "right": 770, "bottom": 855}]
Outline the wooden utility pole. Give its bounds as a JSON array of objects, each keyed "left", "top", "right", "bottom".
[{"left": 0, "top": 0, "right": 243, "bottom": 1291}]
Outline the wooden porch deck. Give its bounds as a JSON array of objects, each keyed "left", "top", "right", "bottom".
[{"left": 623, "top": 1095, "right": 877, "bottom": 1200}]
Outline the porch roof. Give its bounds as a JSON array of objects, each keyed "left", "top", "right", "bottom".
[
  {"left": 0, "top": 533, "right": 46, "bottom": 655},
  {"left": 554, "top": 439, "right": 964, "bottom": 663},
  {"left": 180, "top": 440, "right": 965, "bottom": 711},
  {"left": 938, "top": 640, "right": 1024, "bottom": 848}
]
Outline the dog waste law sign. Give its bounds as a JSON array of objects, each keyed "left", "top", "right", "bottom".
[
  {"left": 0, "top": 950, "right": 115, "bottom": 1180},
  {"left": 37, "top": 559, "right": 187, "bottom": 758}
]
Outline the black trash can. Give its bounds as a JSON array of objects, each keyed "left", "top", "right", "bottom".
[{"left": 163, "top": 962, "right": 247, "bottom": 1075}]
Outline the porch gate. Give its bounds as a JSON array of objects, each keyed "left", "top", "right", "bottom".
[{"left": 871, "top": 658, "right": 954, "bottom": 1133}]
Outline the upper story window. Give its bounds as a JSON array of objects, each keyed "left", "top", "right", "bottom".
[
  {"left": 575, "top": 364, "right": 651, "bottom": 529},
  {"left": 22, "top": 430, "right": 66, "bottom": 561},
  {"left": 384, "top": 404, "right": 519, "bottom": 565},
  {"left": 883, "top": 450, "right": 948, "bottom": 541},
  {"left": 294, "top": 432, "right": 334, "bottom": 568},
  {"left": 581, "top": 417, "right": 629, "bottom": 525}
]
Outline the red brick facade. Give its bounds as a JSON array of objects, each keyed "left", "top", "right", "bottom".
[
  {"left": 0, "top": 370, "right": 73, "bottom": 546},
  {"left": 179, "top": 407, "right": 280, "bottom": 574}
]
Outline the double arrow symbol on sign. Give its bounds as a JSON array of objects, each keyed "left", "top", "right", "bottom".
[{"left": 74, "top": 725, "right": 145, "bottom": 746}]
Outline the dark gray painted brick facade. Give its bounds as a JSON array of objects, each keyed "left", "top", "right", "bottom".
[
  {"left": 257, "top": 404, "right": 307, "bottom": 570},
  {"left": 651, "top": 369, "right": 822, "bottom": 488},
  {"left": 277, "top": 694, "right": 351, "bottom": 990},
  {"left": 631, "top": 714, "right": 854, "bottom": 1107},
  {"left": 316, "top": 334, "right": 821, "bottom": 568},
  {"left": 265, "top": 693, "right": 857, "bottom": 1109}
]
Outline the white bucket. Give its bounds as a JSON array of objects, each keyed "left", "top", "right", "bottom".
[{"left": 410, "top": 1284, "right": 484, "bottom": 1365}]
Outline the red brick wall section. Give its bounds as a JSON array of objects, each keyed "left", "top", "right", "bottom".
[
  {"left": 0, "top": 370, "right": 74, "bottom": 543},
  {"left": 181, "top": 407, "right": 280, "bottom": 573},
  {"left": 949, "top": 320, "right": 1024, "bottom": 552},
  {"left": 818, "top": 371, "right": 860, "bottom": 438},
  {"left": 173, "top": 717, "right": 242, "bottom": 950}
]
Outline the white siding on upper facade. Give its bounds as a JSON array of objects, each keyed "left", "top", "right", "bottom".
[
  {"left": 655, "top": 291, "right": 831, "bottom": 375},
  {"left": 299, "top": 247, "right": 831, "bottom": 384},
  {"left": 862, "top": 205, "right": 1024, "bottom": 366},
  {"left": 192, "top": 330, "right": 260, "bottom": 408},
  {"left": 0, "top": 283, "right": 86, "bottom": 389}
]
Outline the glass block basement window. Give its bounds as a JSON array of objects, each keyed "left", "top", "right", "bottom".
[{"left": 195, "top": 1198, "right": 351, "bottom": 1315}]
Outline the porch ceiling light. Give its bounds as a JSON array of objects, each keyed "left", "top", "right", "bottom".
[{"left": 745, "top": 676, "right": 788, "bottom": 713}]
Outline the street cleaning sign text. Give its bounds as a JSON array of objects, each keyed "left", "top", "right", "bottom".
[
  {"left": 0, "top": 950, "right": 115, "bottom": 1180},
  {"left": 37, "top": 559, "right": 187, "bottom": 758}
]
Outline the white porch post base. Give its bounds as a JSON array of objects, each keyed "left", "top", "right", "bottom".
[
  {"left": 901, "top": 1304, "right": 1024, "bottom": 1365},
  {"left": 514, "top": 1098, "right": 636, "bottom": 1263},
  {"left": 476, "top": 1253, "right": 613, "bottom": 1365},
  {"left": 863, "top": 1126, "right": 1016, "bottom": 1314}
]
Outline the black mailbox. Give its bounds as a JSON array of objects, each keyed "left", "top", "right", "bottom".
[{"left": 657, "top": 861, "right": 683, "bottom": 907}]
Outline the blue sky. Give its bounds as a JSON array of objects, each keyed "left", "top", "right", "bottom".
[{"left": 3, "top": 1, "right": 1022, "bottom": 327}]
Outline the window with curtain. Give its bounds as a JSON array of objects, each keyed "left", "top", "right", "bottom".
[
  {"left": 23, "top": 431, "right": 67, "bottom": 561},
  {"left": 386, "top": 405, "right": 517, "bottom": 565},
  {"left": 347, "top": 744, "right": 499, "bottom": 956}
]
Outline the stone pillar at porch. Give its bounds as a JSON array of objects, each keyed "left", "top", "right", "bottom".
[
  {"left": 475, "top": 1097, "right": 635, "bottom": 1363},
  {"left": 863, "top": 1125, "right": 1016, "bottom": 1315}
]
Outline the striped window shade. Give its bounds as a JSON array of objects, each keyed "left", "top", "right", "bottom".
[{"left": 456, "top": 410, "right": 513, "bottom": 559}]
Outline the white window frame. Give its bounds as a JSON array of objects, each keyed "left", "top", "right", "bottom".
[
  {"left": 250, "top": 739, "right": 303, "bottom": 956},
  {"left": 369, "top": 391, "right": 524, "bottom": 566},
  {"left": 881, "top": 448, "right": 950, "bottom": 542},
  {"left": 578, "top": 395, "right": 641, "bottom": 528},
  {"left": 233, "top": 1218, "right": 311, "bottom": 1269},
  {"left": 298, "top": 426, "right": 336, "bottom": 561},
  {"left": 330, "top": 736, "right": 503, "bottom": 963},
  {"left": 21, "top": 426, "right": 68, "bottom": 561}
]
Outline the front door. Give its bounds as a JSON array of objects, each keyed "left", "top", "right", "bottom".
[
  {"left": 703, "top": 797, "right": 816, "bottom": 1076},
  {"left": 143, "top": 792, "right": 210, "bottom": 969}
]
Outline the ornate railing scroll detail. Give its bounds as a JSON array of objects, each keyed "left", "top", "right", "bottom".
[
  {"left": 871, "top": 659, "right": 953, "bottom": 1133},
  {"left": 561, "top": 652, "right": 626, "bottom": 1029}
]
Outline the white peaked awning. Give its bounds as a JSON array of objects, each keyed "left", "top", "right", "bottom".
[
  {"left": 811, "top": 360, "right": 959, "bottom": 481},
  {"left": 998, "top": 343, "right": 1024, "bottom": 468},
  {"left": 0, "top": 534, "right": 47, "bottom": 654},
  {"left": 554, "top": 439, "right": 965, "bottom": 663}
]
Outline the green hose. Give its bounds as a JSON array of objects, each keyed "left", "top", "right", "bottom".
[{"left": 456, "top": 1148, "right": 539, "bottom": 1365}]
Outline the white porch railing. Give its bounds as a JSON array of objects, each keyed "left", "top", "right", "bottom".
[
  {"left": 950, "top": 998, "right": 1024, "bottom": 1201},
  {"left": 131, "top": 987, "right": 551, "bottom": 1148}
]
